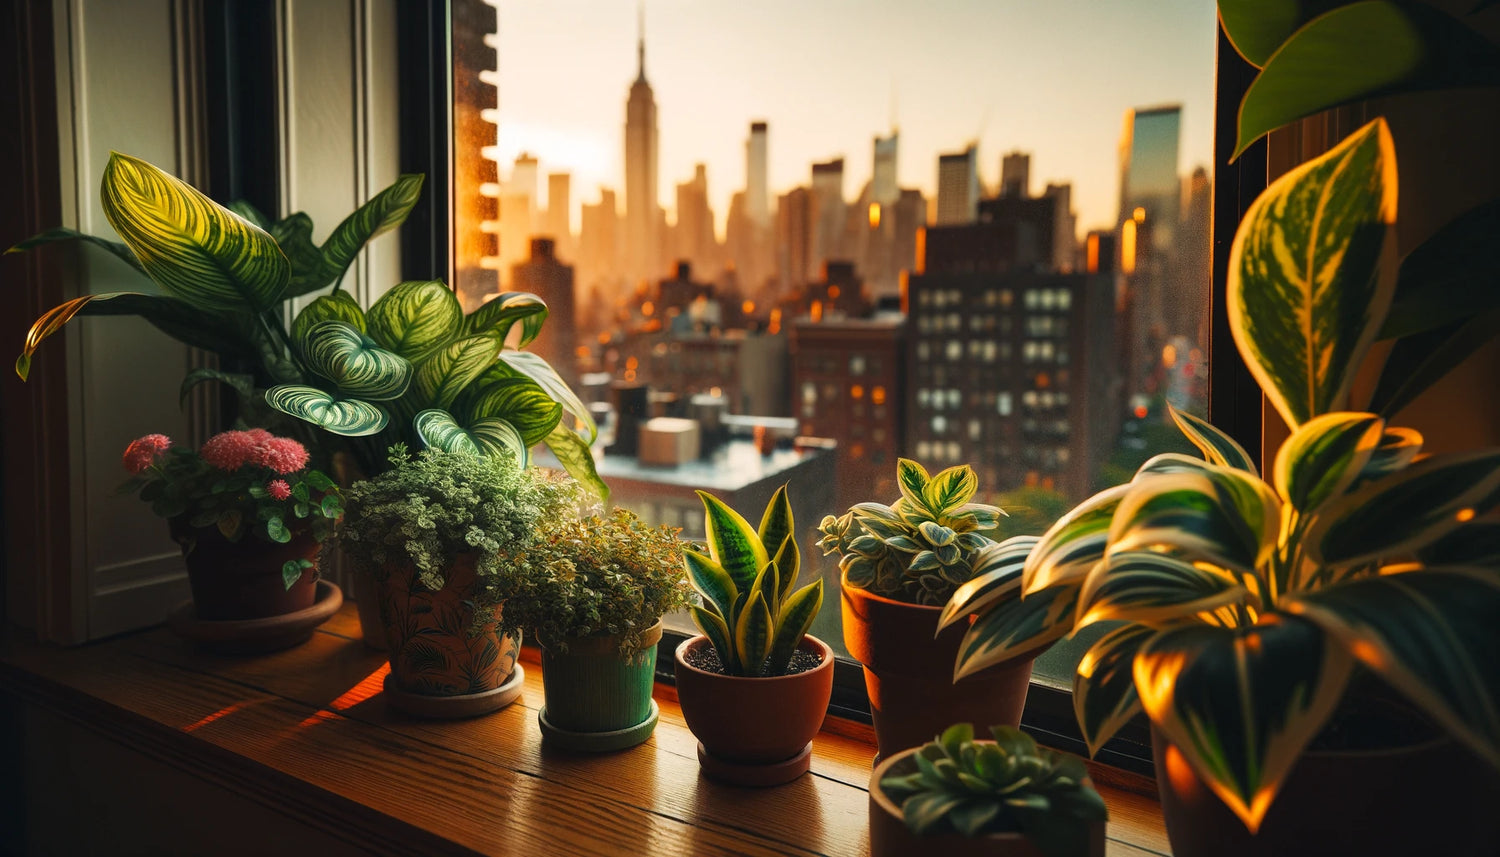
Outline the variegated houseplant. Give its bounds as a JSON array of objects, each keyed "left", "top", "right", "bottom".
[{"left": 942, "top": 118, "right": 1500, "bottom": 837}]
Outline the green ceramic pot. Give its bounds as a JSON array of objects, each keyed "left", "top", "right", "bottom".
[{"left": 536, "top": 620, "right": 662, "bottom": 752}]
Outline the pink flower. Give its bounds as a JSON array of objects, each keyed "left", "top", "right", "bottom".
[
  {"left": 200, "top": 431, "right": 257, "bottom": 471},
  {"left": 254, "top": 437, "right": 309, "bottom": 474},
  {"left": 266, "top": 479, "right": 292, "bottom": 501},
  {"left": 246, "top": 428, "right": 273, "bottom": 443},
  {"left": 122, "top": 434, "right": 172, "bottom": 474}
]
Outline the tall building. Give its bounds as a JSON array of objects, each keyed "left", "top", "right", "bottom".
[
  {"left": 578, "top": 187, "right": 620, "bottom": 325},
  {"left": 810, "top": 158, "right": 846, "bottom": 281},
  {"left": 498, "top": 192, "right": 533, "bottom": 287},
  {"left": 673, "top": 163, "right": 718, "bottom": 278},
  {"left": 1117, "top": 105, "right": 1182, "bottom": 252},
  {"left": 1000, "top": 151, "right": 1030, "bottom": 198},
  {"left": 544, "top": 172, "right": 573, "bottom": 261},
  {"left": 777, "top": 186, "right": 813, "bottom": 291},
  {"left": 936, "top": 144, "right": 979, "bottom": 226},
  {"left": 1043, "top": 183, "right": 1078, "bottom": 273},
  {"left": 623, "top": 16, "right": 660, "bottom": 287},
  {"left": 746, "top": 121, "right": 769, "bottom": 228},
  {"left": 509, "top": 153, "right": 539, "bottom": 206},
  {"left": 510, "top": 238, "right": 578, "bottom": 388},
  {"left": 871, "top": 131, "right": 898, "bottom": 207}
]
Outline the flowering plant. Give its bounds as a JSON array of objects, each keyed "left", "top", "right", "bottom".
[{"left": 121, "top": 430, "right": 343, "bottom": 588}]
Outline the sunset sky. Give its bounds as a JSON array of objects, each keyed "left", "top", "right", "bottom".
[{"left": 494, "top": 0, "right": 1218, "bottom": 236}]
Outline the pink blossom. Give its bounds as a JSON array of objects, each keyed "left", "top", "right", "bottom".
[
  {"left": 122, "top": 434, "right": 172, "bottom": 474},
  {"left": 266, "top": 479, "right": 292, "bottom": 501},
  {"left": 246, "top": 428, "right": 273, "bottom": 443},
  {"left": 200, "top": 431, "right": 257, "bottom": 471},
  {"left": 255, "top": 437, "right": 310, "bottom": 474}
]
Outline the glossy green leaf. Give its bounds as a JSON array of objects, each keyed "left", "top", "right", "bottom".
[
  {"left": 698, "top": 491, "right": 770, "bottom": 593},
  {"left": 923, "top": 464, "right": 978, "bottom": 514},
  {"left": 463, "top": 376, "right": 563, "bottom": 447},
  {"left": 1169, "top": 404, "right": 1258, "bottom": 473},
  {"left": 1228, "top": 118, "right": 1397, "bottom": 428},
  {"left": 684, "top": 549, "right": 736, "bottom": 618},
  {"left": 757, "top": 483, "right": 795, "bottom": 561},
  {"left": 734, "top": 589, "right": 774, "bottom": 677},
  {"left": 767, "top": 579, "right": 823, "bottom": 675},
  {"left": 1372, "top": 308, "right": 1500, "bottom": 418},
  {"left": 495, "top": 350, "right": 597, "bottom": 442},
  {"left": 100, "top": 152, "right": 290, "bottom": 311},
  {"left": 542, "top": 423, "right": 608, "bottom": 501},
  {"left": 1380, "top": 198, "right": 1500, "bottom": 341},
  {"left": 318, "top": 174, "right": 425, "bottom": 289},
  {"left": 464, "top": 290, "right": 549, "bottom": 347},
  {"left": 689, "top": 604, "right": 735, "bottom": 673},
  {"left": 5, "top": 226, "right": 146, "bottom": 275},
  {"left": 270, "top": 212, "right": 326, "bottom": 296},
  {"left": 1272, "top": 412, "right": 1384, "bottom": 511},
  {"left": 282, "top": 560, "right": 305, "bottom": 590},
  {"left": 301, "top": 320, "right": 413, "bottom": 401},
  {"left": 1108, "top": 470, "right": 1280, "bottom": 575},
  {"left": 415, "top": 334, "right": 501, "bottom": 412},
  {"left": 1074, "top": 624, "right": 1156, "bottom": 757},
  {"left": 902, "top": 791, "right": 968, "bottom": 837},
  {"left": 412, "top": 408, "right": 528, "bottom": 464},
  {"left": 1078, "top": 551, "right": 1252, "bottom": 629},
  {"left": 938, "top": 536, "right": 1038, "bottom": 632},
  {"left": 1134, "top": 616, "right": 1353, "bottom": 833},
  {"left": 1217, "top": 0, "right": 1350, "bottom": 67},
  {"left": 954, "top": 584, "right": 1081, "bottom": 680},
  {"left": 896, "top": 458, "right": 934, "bottom": 516},
  {"left": 1023, "top": 484, "right": 1132, "bottom": 595},
  {"left": 264, "top": 385, "right": 387, "bottom": 436},
  {"left": 178, "top": 368, "right": 254, "bottom": 410},
  {"left": 291, "top": 289, "right": 366, "bottom": 346},
  {"left": 771, "top": 533, "right": 801, "bottom": 606},
  {"left": 228, "top": 200, "right": 270, "bottom": 230},
  {"left": 365, "top": 279, "right": 462, "bottom": 363}
]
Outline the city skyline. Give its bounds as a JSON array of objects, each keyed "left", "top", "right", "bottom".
[{"left": 493, "top": 0, "right": 1217, "bottom": 236}]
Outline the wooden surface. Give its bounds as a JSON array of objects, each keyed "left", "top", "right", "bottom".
[{"left": 0, "top": 604, "right": 1171, "bottom": 856}]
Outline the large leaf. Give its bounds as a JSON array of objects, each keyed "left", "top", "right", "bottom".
[
  {"left": 291, "top": 290, "right": 366, "bottom": 346},
  {"left": 318, "top": 174, "right": 425, "bottom": 290},
  {"left": 1371, "top": 308, "right": 1500, "bottom": 417},
  {"left": 542, "top": 423, "right": 608, "bottom": 501},
  {"left": 495, "top": 350, "right": 597, "bottom": 442},
  {"left": 1134, "top": 616, "right": 1354, "bottom": 833},
  {"left": 264, "top": 384, "right": 388, "bottom": 436},
  {"left": 463, "top": 376, "right": 563, "bottom": 447},
  {"left": 683, "top": 549, "right": 737, "bottom": 619},
  {"left": 270, "top": 213, "right": 326, "bottom": 297},
  {"left": 179, "top": 368, "right": 254, "bottom": 410},
  {"left": 954, "top": 584, "right": 1081, "bottom": 680},
  {"left": 1077, "top": 551, "right": 1253, "bottom": 629},
  {"left": 896, "top": 458, "right": 934, "bottom": 516},
  {"left": 6, "top": 226, "right": 146, "bottom": 275},
  {"left": 365, "top": 279, "right": 463, "bottom": 363},
  {"left": 1074, "top": 624, "right": 1156, "bottom": 757},
  {"left": 1380, "top": 198, "right": 1500, "bottom": 341},
  {"left": 757, "top": 484, "right": 795, "bottom": 561},
  {"left": 415, "top": 334, "right": 502, "bottom": 412},
  {"left": 464, "top": 291, "right": 549, "bottom": 347},
  {"left": 1234, "top": 2, "right": 1500, "bottom": 158},
  {"left": 412, "top": 408, "right": 527, "bottom": 464},
  {"left": 1107, "top": 470, "right": 1280, "bottom": 576},
  {"left": 301, "top": 320, "right": 413, "bottom": 401},
  {"left": 1418, "top": 522, "right": 1500, "bottom": 567},
  {"left": 1285, "top": 571, "right": 1500, "bottom": 772},
  {"left": 1217, "top": 0, "right": 1351, "bottom": 68},
  {"left": 1169, "top": 405, "right": 1258, "bottom": 474},
  {"left": 697, "top": 490, "right": 770, "bottom": 593},
  {"left": 1023, "top": 484, "right": 1132, "bottom": 595},
  {"left": 1271, "top": 412, "right": 1384, "bottom": 511},
  {"left": 100, "top": 152, "right": 290, "bottom": 312},
  {"left": 938, "top": 536, "right": 1038, "bottom": 632},
  {"left": 1227, "top": 118, "right": 1396, "bottom": 428}
]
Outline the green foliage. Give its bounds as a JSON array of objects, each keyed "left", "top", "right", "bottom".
[
  {"left": 498, "top": 507, "right": 691, "bottom": 658},
  {"left": 879, "top": 723, "right": 1106, "bottom": 856},
  {"left": 685, "top": 486, "right": 824, "bottom": 677},
  {"left": 816, "top": 459, "right": 1005, "bottom": 605}
]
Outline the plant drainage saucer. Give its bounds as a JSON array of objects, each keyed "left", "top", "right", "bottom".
[
  {"left": 167, "top": 580, "right": 343, "bottom": 655},
  {"left": 383, "top": 663, "right": 525, "bottom": 719},
  {"left": 696, "top": 742, "right": 812, "bottom": 787},
  {"left": 538, "top": 700, "right": 660, "bottom": 752}
]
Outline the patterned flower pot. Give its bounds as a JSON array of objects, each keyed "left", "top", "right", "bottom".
[
  {"left": 171, "top": 520, "right": 320, "bottom": 621},
  {"left": 536, "top": 621, "right": 662, "bottom": 752}
]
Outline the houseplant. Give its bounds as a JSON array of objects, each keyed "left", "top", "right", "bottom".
[
  {"left": 120, "top": 428, "right": 344, "bottom": 650},
  {"left": 870, "top": 723, "right": 1107, "bottom": 857},
  {"left": 817, "top": 460, "right": 1040, "bottom": 760},
  {"left": 674, "top": 486, "right": 832, "bottom": 786},
  {"left": 499, "top": 506, "right": 691, "bottom": 751},
  {"left": 944, "top": 119, "right": 1500, "bottom": 855},
  {"left": 339, "top": 445, "right": 561, "bottom": 718}
]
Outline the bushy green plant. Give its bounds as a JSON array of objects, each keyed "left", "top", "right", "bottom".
[
  {"left": 498, "top": 507, "right": 691, "bottom": 658},
  {"left": 879, "top": 723, "right": 1106, "bottom": 857},
  {"left": 817, "top": 459, "right": 1005, "bottom": 605},
  {"left": 684, "top": 486, "right": 823, "bottom": 677}
]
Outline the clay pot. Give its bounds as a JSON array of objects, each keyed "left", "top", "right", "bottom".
[
  {"left": 842, "top": 573, "right": 1035, "bottom": 761},
  {"left": 1154, "top": 725, "right": 1500, "bottom": 857},
  {"left": 171, "top": 520, "right": 320, "bottom": 621},
  {"left": 537, "top": 621, "right": 662, "bottom": 752},
  {"left": 869, "top": 746, "right": 1106, "bottom": 857},
  {"left": 674, "top": 634, "right": 834, "bottom": 786}
]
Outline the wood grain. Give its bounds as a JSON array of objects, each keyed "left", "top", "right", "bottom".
[{"left": 0, "top": 604, "right": 1171, "bottom": 856}]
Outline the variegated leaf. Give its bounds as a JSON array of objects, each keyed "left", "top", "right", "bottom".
[
  {"left": 683, "top": 549, "right": 736, "bottom": 618},
  {"left": 938, "top": 536, "right": 1038, "bottom": 632},
  {"left": 923, "top": 464, "right": 978, "bottom": 514},
  {"left": 365, "top": 279, "right": 463, "bottom": 363},
  {"left": 301, "top": 320, "right": 413, "bottom": 401},
  {"left": 1169, "top": 404, "right": 1258, "bottom": 473},
  {"left": 734, "top": 589, "right": 774, "bottom": 677},
  {"left": 542, "top": 423, "right": 608, "bottom": 501},
  {"left": 698, "top": 490, "right": 770, "bottom": 593},
  {"left": 757, "top": 483, "right": 795, "bottom": 560},
  {"left": 1108, "top": 469, "right": 1280, "bottom": 575},
  {"left": 495, "top": 350, "right": 597, "bottom": 442},
  {"left": 291, "top": 290, "right": 366, "bottom": 346},
  {"left": 270, "top": 212, "right": 325, "bottom": 297},
  {"left": 1023, "top": 483, "right": 1132, "bottom": 595},
  {"left": 412, "top": 408, "right": 528, "bottom": 465},
  {"left": 1075, "top": 623, "right": 1156, "bottom": 757},
  {"left": 1272, "top": 412, "right": 1385, "bottom": 511},
  {"left": 415, "top": 334, "right": 501, "bottom": 412},
  {"left": 5, "top": 226, "right": 145, "bottom": 275},
  {"left": 1078, "top": 551, "right": 1253, "bottom": 629},
  {"left": 317, "top": 174, "right": 424, "bottom": 290},
  {"left": 463, "top": 376, "right": 563, "bottom": 447},
  {"left": 1354, "top": 426, "right": 1422, "bottom": 487},
  {"left": 767, "top": 579, "right": 823, "bottom": 675},
  {"left": 896, "top": 458, "right": 933, "bottom": 515},
  {"left": 264, "top": 385, "right": 388, "bottom": 436},
  {"left": 954, "top": 583, "right": 1080, "bottom": 680},
  {"left": 1134, "top": 452, "right": 1220, "bottom": 479},
  {"left": 689, "top": 605, "right": 735, "bottom": 673},
  {"left": 772, "top": 534, "right": 800, "bottom": 605},
  {"left": 464, "top": 290, "right": 549, "bottom": 346}
]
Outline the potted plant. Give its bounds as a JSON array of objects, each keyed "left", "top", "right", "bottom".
[
  {"left": 674, "top": 486, "right": 832, "bottom": 786},
  {"left": 945, "top": 119, "right": 1500, "bottom": 855},
  {"left": 817, "top": 460, "right": 1042, "bottom": 760},
  {"left": 120, "top": 428, "right": 344, "bottom": 650},
  {"left": 340, "top": 445, "right": 562, "bottom": 719},
  {"left": 870, "top": 723, "right": 1107, "bottom": 857},
  {"left": 499, "top": 506, "right": 691, "bottom": 751}
]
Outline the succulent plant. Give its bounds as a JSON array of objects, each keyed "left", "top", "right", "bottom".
[
  {"left": 817, "top": 459, "right": 1005, "bottom": 605},
  {"left": 879, "top": 723, "right": 1107, "bottom": 856},
  {"left": 684, "top": 486, "right": 824, "bottom": 677}
]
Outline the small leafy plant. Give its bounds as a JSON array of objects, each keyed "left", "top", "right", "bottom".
[
  {"left": 684, "top": 486, "right": 824, "bottom": 677},
  {"left": 880, "top": 723, "right": 1106, "bottom": 857},
  {"left": 120, "top": 430, "right": 342, "bottom": 589},
  {"left": 817, "top": 459, "right": 1005, "bottom": 605}
]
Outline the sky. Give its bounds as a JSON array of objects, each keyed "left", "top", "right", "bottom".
[{"left": 493, "top": 0, "right": 1219, "bottom": 236}]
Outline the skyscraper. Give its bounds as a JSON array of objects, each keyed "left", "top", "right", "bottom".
[
  {"left": 746, "top": 121, "right": 769, "bottom": 228},
  {"left": 810, "top": 157, "right": 846, "bottom": 281},
  {"left": 777, "top": 186, "right": 812, "bottom": 291},
  {"left": 673, "top": 163, "right": 717, "bottom": 278},
  {"left": 624, "top": 11, "right": 660, "bottom": 286},
  {"left": 1117, "top": 105, "right": 1182, "bottom": 251},
  {"left": 1000, "top": 151, "right": 1030, "bottom": 198},
  {"left": 936, "top": 144, "right": 979, "bottom": 226},
  {"left": 871, "top": 131, "right": 898, "bottom": 207},
  {"left": 510, "top": 238, "right": 577, "bottom": 388},
  {"left": 545, "top": 172, "right": 573, "bottom": 261}
]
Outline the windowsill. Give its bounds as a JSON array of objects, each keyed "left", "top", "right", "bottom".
[{"left": 0, "top": 604, "right": 1170, "bottom": 856}]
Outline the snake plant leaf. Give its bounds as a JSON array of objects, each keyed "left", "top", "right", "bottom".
[
  {"left": 542, "top": 423, "right": 609, "bottom": 501},
  {"left": 1304, "top": 448, "right": 1500, "bottom": 568},
  {"left": 683, "top": 549, "right": 736, "bottom": 619},
  {"left": 264, "top": 384, "right": 388, "bottom": 436},
  {"left": 1380, "top": 198, "right": 1500, "bottom": 341},
  {"left": 1227, "top": 118, "right": 1397, "bottom": 429},
  {"left": 415, "top": 334, "right": 502, "bottom": 413},
  {"left": 1135, "top": 616, "right": 1354, "bottom": 833},
  {"left": 5, "top": 226, "right": 146, "bottom": 275},
  {"left": 365, "top": 279, "right": 462, "bottom": 364},
  {"left": 301, "top": 320, "right": 413, "bottom": 401},
  {"left": 1077, "top": 551, "right": 1253, "bottom": 629},
  {"left": 1074, "top": 623, "right": 1156, "bottom": 757},
  {"left": 938, "top": 536, "right": 1038, "bottom": 632},
  {"left": 689, "top": 604, "right": 736, "bottom": 673},
  {"left": 896, "top": 458, "right": 935, "bottom": 516},
  {"left": 179, "top": 368, "right": 254, "bottom": 410},
  {"left": 269, "top": 212, "right": 326, "bottom": 297},
  {"left": 772, "top": 533, "right": 801, "bottom": 605},
  {"left": 1272, "top": 412, "right": 1385, "bottom": 512},
  {"left": 318, "top": 174, "right": 425, "bottom": 290},
  {"left": 100, "top": 152, "right": 290, "bottom": 312},
  {"left": 1371, "top": 307, "right": 1500, "bottom": 418},
  {"left": 463, "top": 376, "right": 563, "bottom": 447},
  {"left": 1023, "top": 483, "right": 1133, "bottom": 595},
  {"left": 923, "top": 464, "right": 979, "bottom": 514},
  {"left": 955, "top": 583, "right": 1081, "bottom": 681},
  {"left": 495, "top": 351, "right": 597, "bottom": 442},
  {"left": 1109, "top": 470, "right": 1281, "bottom": 576},
  {"left": 1217, "top": 0, "right": 1350, "bottom": 68},
  {"left": 464, "top": 290, "right": 549, "bottom": 346},
  {"left": 698, "top": 490, "right": 770, "bottom": 593},
  {"left": 757, "top": 483, "right": 795, "bottom": 561},
  {"left": 767, "top": 578, "right": 823, "bottom": 675},
  {"left": 734, "top": 589, "right": 775, "bottom": 677},
  {"left": 291, "top": 290, "right": 366, "bottom": 346},
  {"left": 1285, "top": 570, "right": 1500, "bottom": 773},
  {"left": 227, "top": 200, "right": 270, "bottom": 230},
  {"left": 412, "top": 408, "right": 528, "bottom": 464},
  {"left": 751, "top": 559, "right": 780, "bottom": 617},
  {"left": 1168, "top": 405, "right": 1258, "bottom": 474}
]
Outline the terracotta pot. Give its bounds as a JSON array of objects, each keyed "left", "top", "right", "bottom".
[
  {"left": 1154, "top": 724, "right": 1500, "bottom": 857},
  {"left": 869, "top": 746, "right": 1106, "bottom": 857},
  {"left": 537, "top": 621, "right": 662, "bottom": 752},
  {"left": 842, "top": 573, "right": 1035, "bottom": 761},
  {"left": 674, "top": 634, "right": 834, "bottom": 786},
  {"left": 373, "top": 552, "right": 521, "bottom": 698},
  {"left": 171, "top": 520, "right": 319, "bottom": 621}
]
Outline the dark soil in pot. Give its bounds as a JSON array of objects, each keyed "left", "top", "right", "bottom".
[{"left": 681, "top": 644, "right": 823, "bottom": 676}]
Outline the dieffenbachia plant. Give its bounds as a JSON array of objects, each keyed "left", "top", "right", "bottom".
[
  {"left": 942, "top": 118, "right": 1500, "bottom": 833},
  {"left": 684, "top": 486, "right": 824, "bottom": 677}
]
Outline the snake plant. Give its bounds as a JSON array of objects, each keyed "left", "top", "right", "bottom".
[
  {"left": 684, "top": 486, "right": 824, "bottom": 677},
  {"left": 942, "top": 118, "right": 1500, "bottom": 833}
]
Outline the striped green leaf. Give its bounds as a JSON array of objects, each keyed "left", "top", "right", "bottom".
[
  {"left": 1285, "top": 570, "right": 1500, "bottom": 772},
  {"left": 100, "top": 152, "right": 289, "bottom": 312},
  {"left": 1227, "top": 118, "right": 1397, "bottom": 428},
  {"left": 318, "top": 174, "right": 424, "bottom": 290},
  {"left": 415, "top": 334, "right": 501, "bottom": 412},
  {"left": 734, "top": 589, "right": 774, "bottom": 677},
  {"left": 6, "top": 226, "right": 145, "bottom": 275},
  {"left": 1134, "top": 452, "right": 1221, "bottom": 479},
  {"left": 228, "top": 200, "right": 270, "bottom": 230},
  {"left": 767, "top": 579, "right": 823, "bottom": 676},
  {"left": 1134, "top": 616, "right": 1354, "bottom": 833},
  {"left": 1272, "top": 412, "right": 1385, "bottom": 511},
  {"left": 1074, "top": 624, "right": 1156, "bottom": 757},
  {"left": 683, "top": 549, "right": 737, "bottom": 618},
  {"left": 412, "top": 408, "right": 528, "bottom": 465},
  {"left": 301, "top": 320, "right": 412, "bottom": 401},
  {"left": 750, "top": 560, "right": 780, "bottom": 621},
  {"left": 1023, "top": 483, "right": 1132, "bottom": 595},
  {"left": 463, "top": 376, "right": 563, "bottom": 447},
  {"left": 1108, "top": 470, "right": 1280, "bottom": 576},
  {"left": 495, "top": 351, "right": 597, "bottom": 442},
  {"left": 270, "top": 213, "right": 326, "bottom": 297},
  {"left": 771, "top": 533, "right": 800, "bottom": 605},
  {"left": 1216, "top": 0, "right": 1346, "bottom": 68},
  {"left": 291, "top": 290, "right": 366, "bottom": 346},
  {"left": 464, "top": 290, "right": 549, "bottom": 346},
  {"left": 264, "top": 384, "right": 388, "bottom": 436},
  {"left": 896, "top": 458, "right": 934, "bottom": 516},
  {"left": 1078, "top": 551, "right": 1253, "bottom": 629},
  {"left": 923, "top": 464, "right": 978, "bottom": 514},
  {"left": 954, "top": 583, "right": 1081, "bottom": 680},
  {"left": 757, "top": 483, "right": 795, "bottom": 561},
  {"left": 1169, "top": 405, "right": 1258, "bottom": 474},
  {"left": 542, "top": 423, "right": 608, "bottom": 501},
  {"left": 698, "top": 491, "right": 770, "bottom": 593},
  {"left": 939, "top": 536, "right": 1038, "bottom": 632},
  {"left": 365, "top": 279, "right": 462, "bottom": 363},
  {"left": 689, "top": 604, "right": 735, "bottom": 673}
]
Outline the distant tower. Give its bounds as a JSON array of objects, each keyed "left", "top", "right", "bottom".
[
  {"left": 872, "top": 131, "right": 899, "bottom": 207},
  {"left": 545, "top": 172, "right": 573, "bottom": 260},
  {"left": 1000, "top": 151, "right": 1030, "bottom": 198},
  {"left": 511, "top": 238, "right": 578, "bottom": 388},
  {"left": 1117, "top": 105, "right": 1182, "bottom": 251},
  {"left": 746, "top": 121, "right": 769, "bottom": 228},
  {"left": 936, "top": 144, "right": 979, "bottom": 226},
  {"left": 624, "top": 4, "right": 660, "bottom": 285},
  {"left": 810, "top": 157, "right": 846, "bottom": 280}
]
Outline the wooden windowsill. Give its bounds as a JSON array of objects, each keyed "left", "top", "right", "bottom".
[{"left": 0, "top": 604, "right": 1171, "bottom": 856}]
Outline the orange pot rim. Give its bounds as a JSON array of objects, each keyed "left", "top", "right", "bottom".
[
  {"left": 840, "top": 568, "right": 945, "bottom": 614},
  {"left": 673, "top": 634, "right": 834, "bottom": 683}
]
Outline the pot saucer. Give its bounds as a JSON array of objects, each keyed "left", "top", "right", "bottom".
[
  {"left": 696, "top": 742, "right": 812, "bottom": 787},
  {"left": 539, "top": 700, "right": 659, "bottom": 752},
  {"left": 383, "top": 663, "right": 526, "bottom": 719},
  {"left": 166, "top": 580, "right": 343, "bottom": 654}
]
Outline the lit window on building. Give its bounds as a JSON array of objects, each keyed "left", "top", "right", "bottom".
[
  {"left": 1041, "top": 391, "right": 1056, "bottom": 408},
  {"left": 917, "top": 341, "right": 930, "bottom": 360},
  {"left": 946, "top": 341, "right": 962, "bottom": 361},
  {"left": 1058, "top": 447, "right": 1071, "bottom": 463},
  {"left": 873, "top": 427, "right": 886, "bottom": 443},
  {"left": 917, "top": 440, "right": 931, "bottom": 459},
  {"left": 872, "top": 386, "right": 887, "bottom": 405},
  {"left": 946, "top": 441, "right": 961, "bottom": 460},
  {"left": 1058, "top": 290, "right": 1073, "bottom": 310},
  {"left": 850, "top": 355, "right": 867, "bottom": 376},
  {"left": 802, "top": 381, "right": 817, "bottom": 404},
  {"left": 1023, "top": 390, "right": 1039, "bottom": 409},
  {"left": 1000, "top": 289, "right": 1014, "bottom": 309},
  {"left": 932, "top": 415, "right": 948, "bottom": 434},
  {"left": 851, "top": 442, "right": 865, "bottom": 459},
  {"left": 946, "top": 388, "right": 961, "bottom": 408},
  {"left": 1024, "top": 290, "right": 1039, "bottom": 310},
  {"left": 917, "top": 388, "right": 931, "bottom": 407},
  {"left": 968, "top": 419, "right": 981, "bottom": 441},
  {"left": 997, "top": 392, "right": 1013, "bottom": 416},
  {"left": 850, "top": 384, "right": 865, "bottom": 400}
]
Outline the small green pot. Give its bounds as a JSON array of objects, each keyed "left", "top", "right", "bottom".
[{"left": 537, "top": 620, "right": 663, "bottom": 752}]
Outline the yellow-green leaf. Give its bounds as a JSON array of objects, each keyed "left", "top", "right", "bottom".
[
  {"left": 1077, "top": 551, "right": 1252, "bottom": 629},
  {"left": 1023, "top": 483, "right": 1132, "bottom": 595},
  {"left": 365, "top": 279, "right": 462, "bottom": 363},
  {"left": 684, "top": 549, "right": 736, "bottom": 618},
  {"left": 301, "top": 320, "right": 413, "bottom": 401},
  {"left": 292, "top": 290, "right": 366, "bottom": 346},
  {"left": 1272, "top": 412, "right": 1384, "bottom": 512},
  {"left": 415, "top": 334, "right": 501, "bottom": 412},
  {"left": 542, "top": 423, "right": 608, "bottom": 501},
  {"left": 734, "top": 589, "right": 774, "bottom": 677},
  {"left": 1169, "top": 404, "right": 1258, "bottom": 474},
  {"left": 1074, "top": 624, "right": 1155, "bottom": 757},
  {"left": 698, "top": 491, "right": 769, "bottom": 593}
]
